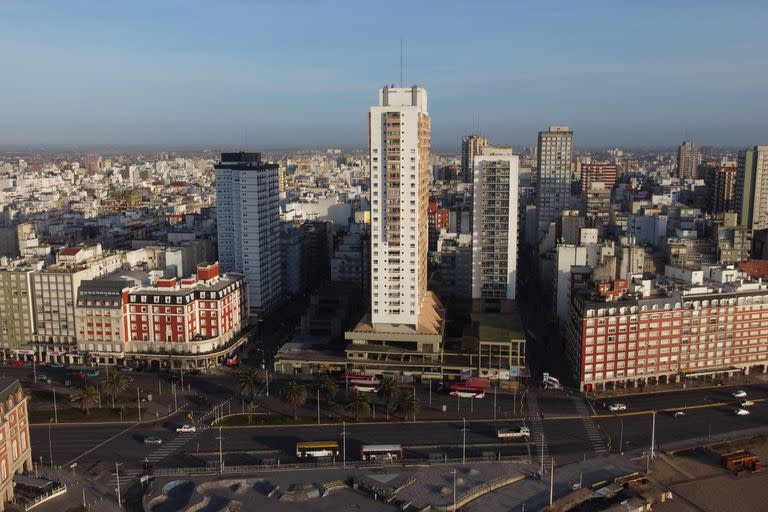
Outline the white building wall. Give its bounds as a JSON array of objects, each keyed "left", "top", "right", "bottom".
[
  {"left": 471, "top": 147, "right": 519, "bottom": 300},
  {"left": 370, "top": 86, "right": 428, "bottom": 327}
]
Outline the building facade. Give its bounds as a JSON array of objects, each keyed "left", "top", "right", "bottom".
[
  {"left": 471, "top": 146, "right": 519, "bottom": 301},
  {"left": 0, "top": 268, "right": 34, "bottom": 361},
  {"left": 461, "top": 134, "right": 489, "bottom": 184},
  {"left": 568, "top": 280, "right": 768, "bottom": 392},
  {"left": 126, "top": 262, "right": 248, "bottom": 366},
  {"left": 709, "top": 161, "right": 737, "bottom": 213},
  {"left": 0, "top": 380, "right": 32, "bottom": 511},
  {"left": 677, "top": 140, "right": 700, "bottom": 179},
  {"left": 735, "top": 146, "right": 768, "bottom": 230},
  {"left": 369, "top": 85, "right": 430, "bottom": 328},
  {"left": 579, "top": 162, "right": 617, "bottom": 191},
  {"left": 215, "top": 152, "right": 282, "bottom": 316},
  {"left": 74, "top": 278, "right": 132, "bottom": 365},
  {"left": 536, "top": 126, "right": 573, "bottom": 239}
]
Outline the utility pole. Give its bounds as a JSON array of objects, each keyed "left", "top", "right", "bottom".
[
  {"left": 513, "top": 384, "right": 517, "bottom": 415},
  {"left": 265, "top": 370, "right": 270, "bottom": 397},
  {"left": 462, "top": 418, "right": 467, "bottom": 464},
  {"left": 549, "top": 457, "right": 555, "bottom": 506},
  {"left": 429, "top": 380, "right": 432, "bottom": 408},
  {"left": 33, "top": 357, "right": 37, "bottom": 383},
  {"left": 317, "top": 388, "right": 320, "bottom": 425},
  {"left": 540, "top": 434, "right": 545, "bottom": 474},
  {"left": 115, "top": 461, "right": 122, "bottom": 509},
  {"left": 650, "top": 410, "right": 656, "bottom": 459},
  {"left": 137, "top": 388, "right": 142, "bottom": 422},
  {"left": 342, "top": 421, "right": 347, "bottom": 468},
  {"left": 493, "top": 386, "right": 497, "bottom": 420},
  {"left": 172, "top": 382, "right": 177, "bottom": 410},
  {"left": 53, "top": 388, "right": 58, "bottom": 424}
]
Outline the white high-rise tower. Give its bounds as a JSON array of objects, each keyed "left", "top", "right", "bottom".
[
  {"left": 369, "top": 85, "right": 430, "bottom": 328},
  {"left": 215, "top": 152, "right": 282, "bottom": 316},
  {"left": 471, "top": 146, "right": 519, "bottom": 301}
]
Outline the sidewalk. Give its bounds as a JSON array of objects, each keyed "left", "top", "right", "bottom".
[{"left": 592, "top": 373, "right": 768, "bottom": 399}]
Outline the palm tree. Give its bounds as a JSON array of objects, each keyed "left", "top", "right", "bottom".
[
  {"left": 377, "top": 376, "right": 399, "bottom": 411},
  {"left": 317, "top": 374, "right": 339, "bottom": 404},
  {"left": 246, "top": 401, "right": 259, "bottom": 425},
  {"left": 102, "top": 373, "right": 129, "bottom": 408},
  {"left": 283, "top": 381, "right": 308, "bottom": 420},
  {"left": 71, "top": 386, "right": 100, "bottom": 415},
  {"left": 239, "top": 368, "right": 262, "bottom": 401},
  {"left": 394, "top": 390, "right": 420, "bottom": 421},
  {"left": 345, "top": 391, "right": 371, "bottom": 422}
]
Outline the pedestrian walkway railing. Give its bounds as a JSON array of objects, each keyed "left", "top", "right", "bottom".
[
  {"left": 431, "top": 473, "right": 526, "bottom": 511},
  {"left": 21, "top": 483, "right": 67, "bottom": 511},
  {"left": 152, "top": 454, "right": 530, "bottom": 477}
]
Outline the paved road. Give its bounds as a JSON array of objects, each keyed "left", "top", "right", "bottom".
[{"left": 28, "top": 378, "right": 768, "bottom": 492}]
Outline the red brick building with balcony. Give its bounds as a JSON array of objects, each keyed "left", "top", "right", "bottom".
[
  {"left": 0, "top": 379, "right": 32, "bottom": 511},
  {"left": 568, "top": 280, "right": 768, "bottom": 392},
  {"left": 125, "top": 262, "right": 249, "bottom": 368}
]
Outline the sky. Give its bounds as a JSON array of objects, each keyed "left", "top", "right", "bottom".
[{"left": 1, "top": 0, "right": 767, "bottom": 149}]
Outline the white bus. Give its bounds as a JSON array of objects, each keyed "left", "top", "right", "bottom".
[{"left": 360, "top": 444, "right": 404, "bottom": 461}]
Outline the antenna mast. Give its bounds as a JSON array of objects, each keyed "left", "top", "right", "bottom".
[{"left": 400, "top": 38, "right": 403, "bottom": 87}]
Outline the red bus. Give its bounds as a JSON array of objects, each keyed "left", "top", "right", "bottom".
[{"left": 449, "top": 386, "right": 485, "bottom": 398}]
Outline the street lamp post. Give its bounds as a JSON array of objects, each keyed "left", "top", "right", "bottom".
[
  {"left": 452, "top": 468, "right": 457, "bottom": 510},
  {"left": 342, "top": 421, "right": 347, "bottom": 468},
  {"left": 48, "top": 419, "right": 54, "bottom": 468},
  {"left": 619, "top": 417, "right": 624, "bottom": 455},
  {"left": 53, "top": 388, "right": 58, "bottom": 424},
  {"left": 493, "top": 386, "right": 497, "bottom": 421},
  {"left": 218, "top": 426, "right": 224, "bottom": 473},
  {"left": 461, "top": 418, "right": 467, "bottom": 464},
  {"left": 137, "top": 388, "right": 142, "bottom": 422},
  {"left": 650, "top": 410, "right": 656, "bottom": 459},
  {"left": 115, "top": 462, "right": 123, "bottom": 508}
]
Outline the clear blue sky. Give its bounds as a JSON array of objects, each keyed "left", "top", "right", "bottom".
[{"left": 1, "top": 0, "right": 767, "bottom": 149}]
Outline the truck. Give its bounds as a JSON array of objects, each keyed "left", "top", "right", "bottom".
[
  {"left": 542, "top": 372, "right": 562, "bottom": 390},
  {"left": 496, "top": 426, "right": 530, "bottom": 439}
]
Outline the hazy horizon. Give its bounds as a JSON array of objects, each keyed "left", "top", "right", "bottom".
[{"left": 2, "top": 0, "right": 767, "bottom": 147}]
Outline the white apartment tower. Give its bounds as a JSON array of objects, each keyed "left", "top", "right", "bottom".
[
  {"left": 471, "top": 146, "right": 520, "bottom": 301},
  {"left": 369, "top": 86, "right": 430, "bottom": 328},
  {"left": 215, "top": 152, "right": 281, "bottom": 316},
  {"left": 536, "top": 125, "right": 573, "bottom": 239}
]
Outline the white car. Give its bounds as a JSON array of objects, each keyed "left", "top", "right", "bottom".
[
  {"left": 734, "top": 408, "right": 750, "bottom": 416},
  {"left": 608, "top": 403, "right": 627, "bottom": 412},
  {"left": 673, "top": 411, "right": 686, "bottom": 418},
  {"left": 176, "top": 424, "right": 196, "bottom": 433},
  {"left": 144, "top": 436, "right": 163, "bottom": 445},
  {"left": 732, "top": 390, "right": 747, "bottom": 399},
  {"left": 740, "top": 400, "right": 755, "bottom": 407}
]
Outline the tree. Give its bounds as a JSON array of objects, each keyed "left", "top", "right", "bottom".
[
  {"left": 394, "top": 390, "right": 420, "bottom": 421},
  {"left": 102, "top": 373, "right": 129, "bottom": 408},
  {"left": 71, "top": 386, "right": 100, "bottom": 415},
  {"left": 345, "top": 391, "right": 371, "bottom": 422},
  {"left": 239, "top": 368, "right": 262, "bottom": 401},
  {"left": 246, "top": 401, "right": 259, "bottom": 425},
  {"left": 377, "top": 376, "right": 399, "bottom": 411},
  {"left": 283, "top": 381, "right": 308, "bottom": 420},
  {"left": 317, "top": 374, "right": 339, "bottom": 404}
]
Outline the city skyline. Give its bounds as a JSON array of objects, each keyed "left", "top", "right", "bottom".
[{"left": 1, "top": 1, "right": 767, "bottom": 147}]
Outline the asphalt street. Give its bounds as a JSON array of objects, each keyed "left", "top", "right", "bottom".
[{"left": 22, "top": 356, "right": 768, "bottom": 493}]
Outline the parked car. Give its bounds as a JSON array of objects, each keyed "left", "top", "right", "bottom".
[
  {"left": 117, "top": 366, "right": 133, "bottom": 373},
  {"left": 740, "top": 400, "right": 755, "bottom": 407},
  {"left": 608, "top": 403, "right": 627, "bottom": 412},
  {"left": 49, "top": 363, "right": 64, "bottom": 368},
  {"left": 37, "top": 374, "right": 48, "bottom": 381},
  {"left": 673, "top": 411, "right": 686, "bottom": 418},
  {"left": 734, "top": 408, "right": 751, "bottom": 416},
  {"left": 176, "top": 424, "right": 196, "bottom": 433},
  {"left": 732, "top": 390, "right": 748, "bottom": 399},
  {"left": 9, "top": 360, "right": 24, "bottom": 367},
  {"left": 144, "top": 436, "right": 163, "bottom": 445}
]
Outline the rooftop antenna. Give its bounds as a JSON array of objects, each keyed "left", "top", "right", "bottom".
[{"left": 400, "top": 37, "right": 404, "bottom": 87}]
